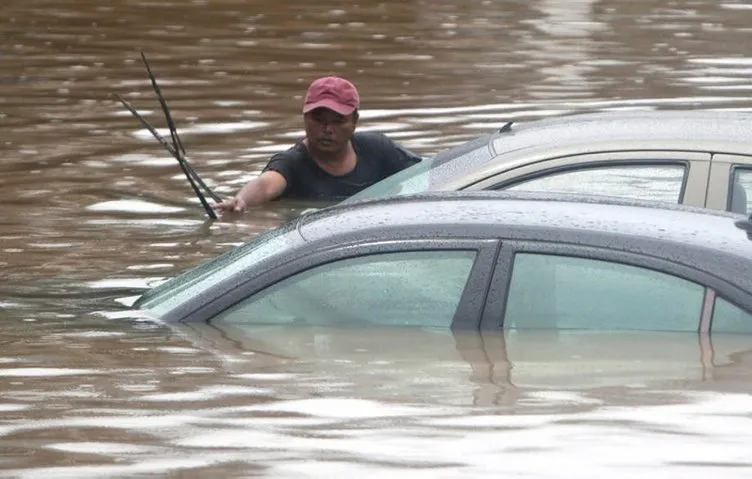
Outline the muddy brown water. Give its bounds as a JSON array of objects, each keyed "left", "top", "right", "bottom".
[{"left": 4, "top": 0, "right": 752, "bottom": 476}]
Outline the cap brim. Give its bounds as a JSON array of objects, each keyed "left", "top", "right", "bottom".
[{"left": 303, "top": 99, "right": 356, "bottom": 116}]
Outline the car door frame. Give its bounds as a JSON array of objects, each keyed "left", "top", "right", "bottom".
[
  {"left": 182, "top": 238, "right": 501, "bottom": 329},
  {"left": 458, "top": 151, "right": 710, "bottom": 207},
  {"left": 706, "top": 154, "right": 752, "bottom": 212},
  {"left": 479, "top": 240, "right": 732, "bottom": 331}
]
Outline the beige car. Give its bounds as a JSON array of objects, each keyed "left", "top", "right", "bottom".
[{"left": 347, "top": 110, "right": 752, "bottom": 214}]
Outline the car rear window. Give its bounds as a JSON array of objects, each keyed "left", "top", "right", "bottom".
[{"left": 504, "top": 253, "right": 705, "bottom": 332}]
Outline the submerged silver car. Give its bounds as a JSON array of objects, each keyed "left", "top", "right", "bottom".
[
  {"left": 347, "top": 110, "right": 752, "bottom": 214},
  {"left": 135, "top": 192, "right": 752, "bottom": 333}
]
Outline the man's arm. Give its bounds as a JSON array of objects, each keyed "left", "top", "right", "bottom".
[{"left": 216, "top": 170, "right": 287, "bottom": 214}]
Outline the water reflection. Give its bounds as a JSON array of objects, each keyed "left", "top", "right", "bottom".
[
  {"left": 3, "top": 313, "right": 752, "bottom": 475},
  {"left": 179, "top": 322, "right": 752, "bottom": 407},
  {"left": 1, "top": 319, "right": 745, "bottom": 475}
]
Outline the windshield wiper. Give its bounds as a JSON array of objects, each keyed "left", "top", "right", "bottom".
[{"left": 114, "top": 52, "right": 221, "bottom": 219}]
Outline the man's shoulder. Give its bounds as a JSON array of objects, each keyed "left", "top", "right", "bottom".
[
  {"left": 352, "top": 131, "right": 392, "bottom": 147},
  {"left": 352, "top": 131, "right": 423, "bottom": 174},
  {"left": 263, "top": 141, "right": 311, "bottom": 181},
  {"left": 269, "top": 141, "right": 308, "bottom": 163}
]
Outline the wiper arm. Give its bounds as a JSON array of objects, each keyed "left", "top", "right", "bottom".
[{"left": 114, "top": 52, "right": 221, "bottom": 219}]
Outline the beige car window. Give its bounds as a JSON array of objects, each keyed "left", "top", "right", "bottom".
[{"left": 501, "top": 164, "right": 686, "bottom": 203}]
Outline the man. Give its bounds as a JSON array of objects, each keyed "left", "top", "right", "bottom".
[{"left": 216, "top": 76, "right": 422, "bottom": 214}]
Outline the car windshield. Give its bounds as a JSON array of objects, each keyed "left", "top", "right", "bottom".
[
  {"left": 135, "top": 221, "right": 301, "bottom": 319},
  {"left": 345, "top": 156, "right": 437, "bottom": 203},
  {"left": 345, "top": 133, "right": 495, "bottom": 203}
]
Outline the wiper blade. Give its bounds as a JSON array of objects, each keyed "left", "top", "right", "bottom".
[{"left": 115, "top": 52, "right": 221, "bottom": 219}]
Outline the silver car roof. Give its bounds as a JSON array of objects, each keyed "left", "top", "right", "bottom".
[
  {"left": 298, "top": 191, "right": 752, "bottom": 292},
  {"left": 491, "top": 110, "right": 752, "bottom": 157},
  {"left": 411, "top": 110, "right": 752, "bottom": 192}
]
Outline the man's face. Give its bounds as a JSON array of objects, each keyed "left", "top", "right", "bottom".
[{"left": 304, "top": 107, "right": 357, "bottom": 155}]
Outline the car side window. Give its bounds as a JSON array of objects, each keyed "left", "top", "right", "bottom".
[
  {"left": 499, "top": 164, "right": 685, "bottom": 203},
  {"left": 730, "top": 168, "right": 752, "bottom": 215},
  {"left": 712, "top": 297, "right": 752, "bottom": 333},
  {"left": 504, "top": 253, "right": 705, "bottom": 331},
  {"left": 211, "top": 250, "right": 478, "bottom": 328}
]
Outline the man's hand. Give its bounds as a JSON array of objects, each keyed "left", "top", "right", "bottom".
[
  {"left": 215, "top": 171, "right": 287, "bottom": 216},
  {"left": 216, "top": 196, "right": 248, "bottom": 214}
]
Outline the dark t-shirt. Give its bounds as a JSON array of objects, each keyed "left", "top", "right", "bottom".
[{"left": 262, "top": 131, "right": 422, "bottom": 201}]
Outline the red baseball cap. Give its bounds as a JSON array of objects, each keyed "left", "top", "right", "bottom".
[{"left": 302, "top": 76, "right": 360, "bottom": 116}]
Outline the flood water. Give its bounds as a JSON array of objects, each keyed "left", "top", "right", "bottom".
[{"left": 4, "top": 0, "right": 752, "bottom": 476}]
